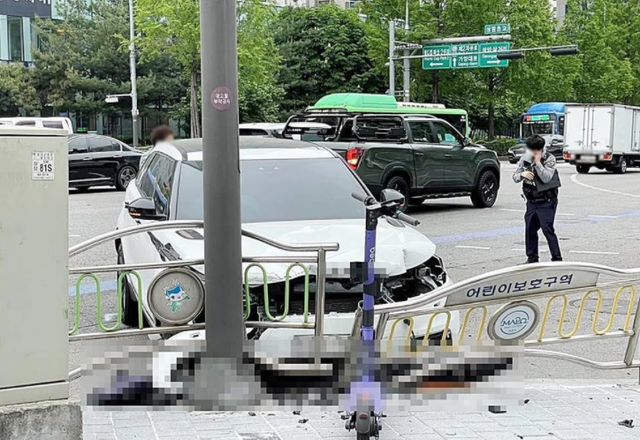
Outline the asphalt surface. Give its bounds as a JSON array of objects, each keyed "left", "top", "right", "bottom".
[{"left": 67, "top": 161, "right": 640, "bottom": 396}]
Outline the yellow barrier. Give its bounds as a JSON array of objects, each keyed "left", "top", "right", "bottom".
[
  {"left": 538, "top": 285, "right": 637, "bottom": 341},
  {"left": 423, "top": 311, "right": 452, "bottom": 346},
  {"left": 458, "top": 306, "right": 488, "bottom": 343}
]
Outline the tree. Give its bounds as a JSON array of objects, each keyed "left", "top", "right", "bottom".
[
  {"left": 562, "top": 0, "right": 635, "bottom": 104},
  {"left": 135, "top": 0, "right": 201, "bottom": 137},
  {"left": 273, "top": 5, "right": 385, "bottom": 116},
  {"left": 237, "top": 0, "right": 284, "bottom": 122},
  {"left": 0, "top": 64, "right": 38, "bottom": 116}
]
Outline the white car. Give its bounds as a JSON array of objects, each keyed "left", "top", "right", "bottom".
[{"left": 116, "top": 136, "right": 459, "bottom": 341}]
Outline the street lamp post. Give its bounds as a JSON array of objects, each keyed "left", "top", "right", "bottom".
[{"left": 128, "top": 0, "right": 139, "bottom": 149}]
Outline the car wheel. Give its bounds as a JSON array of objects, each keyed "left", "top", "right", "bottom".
[
  {"left": 76, "top": 186, "right": 91, "bottom": 192},
  {"left": 116, "top": 165, "right": 137, "bottom": 191},
  {"left": 576, "top": 165, "right": 590, "bottom": 174},
  {"left": 471, "top": 171, "right": 498, "bottom": 208},
  {"left": 117, "top": 244, "right": 147, "bottom": 328},
  {"left": 614, "top": 157, "right": 627, "bottom": 174},
  {"left": 384, "top": 175, "right": 410, "bottom": 212}
]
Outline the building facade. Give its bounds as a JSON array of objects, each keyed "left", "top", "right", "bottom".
[{"left": 0, "top": 0, "right": 58, "bottom": 65}]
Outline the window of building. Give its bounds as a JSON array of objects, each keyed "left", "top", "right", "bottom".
[{"left": 8, "top": 17, "right": 24, "bottom": 62}]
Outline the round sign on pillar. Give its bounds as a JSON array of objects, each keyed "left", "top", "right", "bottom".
[
  {"left": 487, "top": 301, "right": 540, "bottom": 342},
  {"left": 211, "top": 86, "right": 233, "bottom": 111}
]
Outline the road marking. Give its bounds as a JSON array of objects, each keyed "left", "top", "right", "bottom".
[
  {"left": 455, "top": 245, "right": 491, "bottom": 250},
  {"left": 586, "top": 215, "right": 618, "bottom": 219},
  {"left": 499, "top": 208, "right": 575, "bottom": 216},
  {"left": 69, "top": 234, "right": 81, "bottom": 237},
  {"left": 569, "top": 250, "right": 619, "bottom": 255},
  {"left": 571, "top": 174, "right": 640, "bottom": 198}
]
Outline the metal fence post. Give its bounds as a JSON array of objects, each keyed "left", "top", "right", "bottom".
[{"left": 314, "top": 249, "right": 327, "bottom": 336}]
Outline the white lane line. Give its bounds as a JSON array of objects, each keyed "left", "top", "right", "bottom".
[
  {"left": 569, "top": 250, "right": 619, "bottom": 255},
  {"left": 586, "top": 215, "right": 618, "bottom": 219},
  {"left": 499, "top": 208, "right": 575, "bottom": 216},
  {"left": 69, "top": 234, "right": 81, "bottom": 237},
  {"left": 455, "top": 245, "right": 491, "bottom": 250},
  {"left": 571, "top": 174, "right": 640, "bottom": 198}
]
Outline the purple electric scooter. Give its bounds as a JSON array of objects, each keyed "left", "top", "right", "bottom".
[{"left": 345, "top": 189, "right": 420, "bottom": 440}]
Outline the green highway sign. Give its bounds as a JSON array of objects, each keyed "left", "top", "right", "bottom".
[
  {"left": 479, "top": 42, "right": 511, "bottom": 67},
  {"left": 422, "top": 42, "right": 511, "bottom": 70},
  {"left": 484, "top": 23, "right": 510, "bottom": 35},
  {"left": 422, "top": 45, "right": 452, "bottom": 70}
]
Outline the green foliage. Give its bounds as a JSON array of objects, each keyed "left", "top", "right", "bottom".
[
  {"left": 0, "top": 64, "right": 38, "bottom": 116},
  {"left": 237, "top": 0, "right": 284, "bottom": 122},
  {"left": 273, "top": 5, "right": 385, "bottom": 116},
  {"left": 474, "top": 137, "right": 520, "bottom": 155}
]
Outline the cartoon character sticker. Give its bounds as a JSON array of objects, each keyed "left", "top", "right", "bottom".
[{"left": 164, "top": 280, "right": 190, "bottom": 313}]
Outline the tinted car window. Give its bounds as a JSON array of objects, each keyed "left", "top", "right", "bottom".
[
  {"left": 144, "top": 154, "right": 176, "bottom": 217},
  {"left": 16, "top": 120, "right": 36, "bottom": 126},
  {"left": 68, "top": 137, "right": 88, "bottom": 153},
  {"left": 88, "top": 136, "right": 119, "bottom": 152},
  {"left": 430, "top": 122, "right": 462, "bottom": 147},
  {"left": 43, "top": 121, "right": 64, "bottom": 129},
  {"left": 408, "top": 121, "right": 436, "bottom": 143},
  {"left": 175, "top": 158, "right": 366, "bottom": 223},
  {"left": 240, "top": 128, "right": 269, "bottom": 136}
]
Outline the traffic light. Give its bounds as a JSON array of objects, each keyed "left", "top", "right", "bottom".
[
  {"left": 550, "top": 47, "right": 580, "bottom": 56},
  {"left": 497, "top": 51, "right": 524, "bottom": 60}
]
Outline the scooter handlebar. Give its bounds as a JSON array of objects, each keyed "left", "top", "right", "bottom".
[{"left": 396, "top": 211, "right": 420, "bottom": 226}]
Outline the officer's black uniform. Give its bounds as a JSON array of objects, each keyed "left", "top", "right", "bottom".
[{"left": 518, "top": 152, "right": 562, "bottom": 263}]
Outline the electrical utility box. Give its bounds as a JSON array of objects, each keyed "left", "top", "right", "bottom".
[{"left": 0, "top": 127, "right": 69, "bottom": 406}]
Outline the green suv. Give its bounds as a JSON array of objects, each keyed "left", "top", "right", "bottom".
[{"left": 287, "top": 114, "right": 501, "bottom": 210}]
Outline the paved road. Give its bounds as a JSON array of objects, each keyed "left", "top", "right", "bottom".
[{"left": 67, "top": 162, "right": 640, "bottom": 392}]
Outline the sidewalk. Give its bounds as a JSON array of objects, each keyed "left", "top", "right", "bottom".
[{"left": 83, "top": 382, "right": 640, "bottom": 440}]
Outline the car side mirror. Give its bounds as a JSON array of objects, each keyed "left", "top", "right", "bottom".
[
  {"left": 127, "top": 197, "right": 166, "bottom": 221},
  {"left": 379, "top": 188, "right": 405, "bottom": 208}
]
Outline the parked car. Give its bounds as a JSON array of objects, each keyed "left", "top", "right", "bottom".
[
  {"left": 239, "top": 123, "right": 285, "bottom": 137},
  {"left": 508, "top": 135, "right": 564, "bottom": 164},
  {"left": 283, "top": 114, "right": 501, "bottom": 210},
  {"left": 116, "top": 136, "right": 459, "bottom": 341},
  {"left": 68, "top": 134, "right": 142, "bottom": 191},
  {"left": 0, "top": 117, "right": 74, "bottom": 134}
]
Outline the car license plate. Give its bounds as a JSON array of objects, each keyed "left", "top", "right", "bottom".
[{"left": 579, "top": 156, "right": 596, "bottom": 163}]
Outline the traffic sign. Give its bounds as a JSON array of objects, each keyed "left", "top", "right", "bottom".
[
  {"left": 422, "top": 42, "right": 510, "bottom": 70},
  {"left": 422, "top": 45, "right": 452, "bottom": 70},
  {"left": 479, "top": 42, "right": 510, "bottom": 68},
  {"left": 484, "top": 23, "right": 510, "bottom": 35}
]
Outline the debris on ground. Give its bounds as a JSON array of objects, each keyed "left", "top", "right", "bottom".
[
  {"left": 298, "top": 418, "right": 309, "bottom": 424},
  {"left": 248, "top": 411, "right": 256, "bottom": 417},
  {"left": 293, "top": 410, "right": 301, "bottom": 415},
  {"left": 618, "top": 419, "right": 634, "bottom": 428}
]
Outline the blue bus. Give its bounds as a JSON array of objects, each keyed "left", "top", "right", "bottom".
[{"left": 520, "top": 102, "right": 566, "bottom": 141}]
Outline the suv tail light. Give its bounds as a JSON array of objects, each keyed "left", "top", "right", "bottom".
[
  {"left": 603, "top": 153, "right": 612, "bottom": 160},
  {"left": 563, "top": 152, "right": 572, "bottom": 160},
  {"left": 346, "top": 147, "right": 363, "bottom": 170}
]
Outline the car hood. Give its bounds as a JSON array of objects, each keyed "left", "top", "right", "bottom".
[{"left": 158, "top": 218, "right": 436, "bottom": 285}]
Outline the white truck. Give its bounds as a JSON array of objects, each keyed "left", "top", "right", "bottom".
[{"left": 563, "top": 104, "right": 640, "bottom": 174}]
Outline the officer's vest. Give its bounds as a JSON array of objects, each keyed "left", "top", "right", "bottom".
[{"left": 522, "top": 152, "right": 558, "bottom": 202}]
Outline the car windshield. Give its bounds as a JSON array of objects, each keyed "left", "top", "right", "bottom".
[
  {"left": 175, "top": 157, "right": 366, "bottom": 223},
  {"left": 522, "top": 122, "right": 554, "bottom": 137}
]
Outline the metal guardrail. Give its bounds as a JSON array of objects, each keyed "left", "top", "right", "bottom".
[
  {"left": 361, "top": 262, "right": 640, "bottom": 370},
  {"left": 68, "top": 220, "right": 338, "bottom": 341}
]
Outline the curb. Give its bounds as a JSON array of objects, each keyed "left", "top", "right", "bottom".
[{"left": 0, "top": 399, "right": 82, "bottom": 440}]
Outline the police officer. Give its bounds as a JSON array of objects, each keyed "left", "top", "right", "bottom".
[{"left": 512, "top": 135, "right": 562, "bottom": 263}]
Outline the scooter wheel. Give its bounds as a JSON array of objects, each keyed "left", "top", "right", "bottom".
[{"left": 357, "top": 434, "right": 370, "bottom": 440}]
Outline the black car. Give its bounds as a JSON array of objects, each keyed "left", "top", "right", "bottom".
[{"left": 68, "top": 134, "right": 142, "bottom": 191}]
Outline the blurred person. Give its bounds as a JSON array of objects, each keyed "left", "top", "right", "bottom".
[
  {"left": 512, "top": 134, "right": 562, "bottom": 263},
  {"left": 140, "top": 125, "right": 175, "bottom": 169}
]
